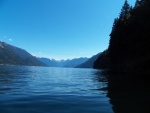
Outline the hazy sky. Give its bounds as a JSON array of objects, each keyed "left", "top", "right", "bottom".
[{"left": 0, "top": 0, "right": 135, "bottom": 60}]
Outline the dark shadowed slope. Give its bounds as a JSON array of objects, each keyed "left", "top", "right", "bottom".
[
  {"left": 76, "top": 53, "right": 101, "bottom": 68},
  {"left": 0, "top": 41, "right": 46, "bottom": 66}
]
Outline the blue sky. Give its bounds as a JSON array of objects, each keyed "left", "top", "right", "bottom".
[{"left": 0, "top": 0, "right": 135, "bottom": 60}]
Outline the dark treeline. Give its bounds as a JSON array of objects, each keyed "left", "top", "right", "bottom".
[{"left": 94, "top": 0, "right": 150, "bottom": 74}]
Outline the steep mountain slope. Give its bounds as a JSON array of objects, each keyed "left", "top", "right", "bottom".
[
  {"left": 0, "top": 41, "right": 46, "bottom": 66},
  {"left": 76, "top": 53, "right": 101, "bottom": 68},
  {"left": 63, "top": 58, "right": 88, "bottom": 67}
]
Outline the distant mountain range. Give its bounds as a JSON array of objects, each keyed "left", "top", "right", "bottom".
[
  {"left": 75, "top": 52, "right": 101, "bottom": 68},
  {"left": 0, "top": 41, "right": 99, "bottom": 68},
  {"left": 38, "top": 57, "right": 89, "bottom": 68},
  {"left": 0, "top": 41, "right": 89, "bottom": 67},
  {"left": 0, "top": 41, "right": 46, "bottom": 66}
]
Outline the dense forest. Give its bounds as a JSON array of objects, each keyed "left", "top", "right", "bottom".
[{"left": 94, "top": 0, "right": 150, "bottom": 74}]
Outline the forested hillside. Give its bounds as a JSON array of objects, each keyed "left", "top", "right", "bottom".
[{"left": 94, "top": 0, "right": 150, "bottom": 73}]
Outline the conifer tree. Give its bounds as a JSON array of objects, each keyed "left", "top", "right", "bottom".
[
  {"left": 111, "top": 18, "right": 119, "bottom": 33},
  {"left": 119, "top": 0, "right": 131, "bottom": 19}
]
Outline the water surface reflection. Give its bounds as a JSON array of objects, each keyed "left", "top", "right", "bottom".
[
  {"left": 0, "top": 66, "right": 113, "bottom": 113},
  {"left": 96, "top": 71, "right": 150, "bottom": 113},
  {"left": 1, "top": 65, "right": 149, "bottom": 113}
]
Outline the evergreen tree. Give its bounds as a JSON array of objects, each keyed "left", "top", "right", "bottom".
[
  {"left": 111, "top": 18, "right": 119, "bottom": 33},
  {"left": 119, "top": 0, "right": 131, "bottom": 19},
  {"left": 135, "top": 0, "right": 141, "bottom": 6},
  {"left": 94, "top": 0, "right": 150, "bottom": 74}
]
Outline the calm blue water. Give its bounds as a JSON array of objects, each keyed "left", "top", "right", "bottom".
[
  {"left": 1, "top": 66, "right": 150, "bottom": 113},
  {"left": 0, "top": 66, "right": 112, "bottom": 113}
]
